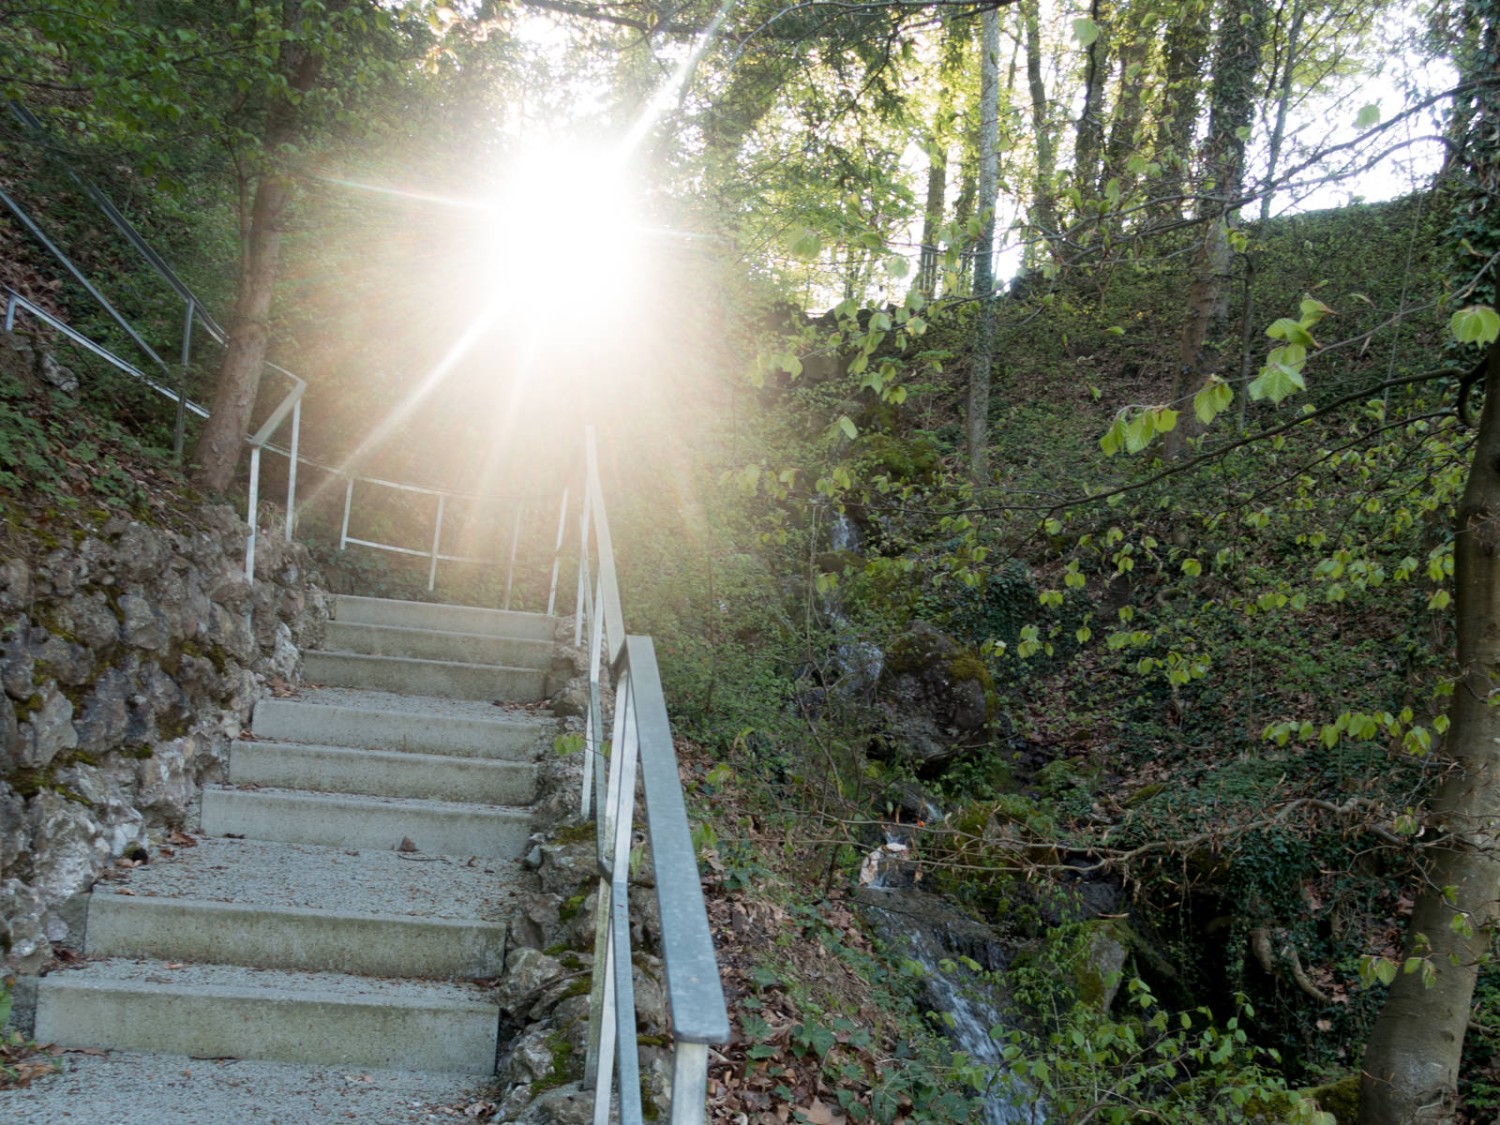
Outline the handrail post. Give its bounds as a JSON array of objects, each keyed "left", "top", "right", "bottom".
[
  {"left": 428, "top": 494, "right": 446, "bottom": 593},
  {"left": 547, "top": 486, "right": 569, "bottom": 617},
  {"left": 575, "top": 488, "right": 593, "bottom": 647},
  {"left": 245, "top": 445, "right": 262, "bottom": 583},
  {"left": 504, "top": 501, "right": 522, "bottom": 611},
  {"left": 175, "top": 297, "right": 193, "bottom": 462},
  {"left": 669, "top": 1042, "right": 711, "bottom": 1125},
  {"left": 340, "top": 477, "right": 354, "bottom": 551},
  {"left": 285, "top": 398, "right": 300, "bottom": 539}
]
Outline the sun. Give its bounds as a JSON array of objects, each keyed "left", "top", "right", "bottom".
[{"left": 479, "top": 142, "right": 642, "bottom": 337}]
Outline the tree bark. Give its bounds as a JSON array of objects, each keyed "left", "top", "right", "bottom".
[
  {"left": 1359, "top": 6, "right": 1500, "bottom": 1119},
  {"left": 1150, "top": 0, "right": 1209, "bottom": 225},
  {"left": 1358, "top": 342, "right": 1500, "bottom": 1125},
  {"left": 918, "top": 132, "right": 948, "bottom": 298},
  {"left": 967, "top": 6, "right": 1000, "bottom": 484},
  {"left": 1236, "top": 0, "right": 1305, "bottom": 428},
  {"left": 1164, "top": 0, "right": 1267, "bottom": 459},
  {"left": 191, "top": 21, "right": 329, "bottom": 492},
  {"left": 1072, "top": 0, "right": 1111, "bottom": 200},
  {"left": 1021, "top": 0, "right": 1058, "bottom": 257}
]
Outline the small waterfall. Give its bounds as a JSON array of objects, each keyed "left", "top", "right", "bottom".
[
  {"left": 855, "top": 886, "right": 1042, "bottom": 1125},
  {"left": 822, "top": 511, "right": 883, "bottom": 694}
]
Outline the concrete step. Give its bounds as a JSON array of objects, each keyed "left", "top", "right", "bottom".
[
  {"left": 252, "top": 690, "right": 551, "bottom": 759},
  {"left": 230, "top": 740, "right": 538, "bottom": 805},
  {"left": 200, "top": 787, "right": 533, "bottom": 860},
  {"left": 0, "top": 1049, "right": 485, "bottom": 1123},
  {"left": 325, "top": 619, "right": 554, "bottom": 669},
  {"left": 34, "top": 959, "right": 500, "bottom": 1072},
  {"left": 331, "top": 594, "right": 555, "bottom": 642},
  {"left": 81, "top": 836, "right": 517, "bottom": 980},
  {"left": 304, "top": 650, "right": 547, "bottom": 703},
  {"left": 86, "top": 895, "right": 507, "bottom": 980}
]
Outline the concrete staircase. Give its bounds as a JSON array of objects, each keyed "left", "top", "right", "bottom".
[{"left": 31, "top": 594, "right": 557, "bottom": 1075}]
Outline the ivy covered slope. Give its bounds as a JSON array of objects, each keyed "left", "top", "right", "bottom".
[{"left": 601, "top": 187, "right": 1500, "bottom": 1125}]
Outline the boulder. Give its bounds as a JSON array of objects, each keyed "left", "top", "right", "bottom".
[{"left": 876, "top": 621, "right": 994, "bottom": 766}]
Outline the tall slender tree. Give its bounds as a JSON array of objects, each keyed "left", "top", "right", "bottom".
[
  {"left": 1165, "top": 0, "right": 1269, "bottom": 459},
  {"left": 967, "top": 6, "right": 1001, "bottom": 482},
  {"left": 1358, "top": 8, "right": 1500, "bottom": 1120}
]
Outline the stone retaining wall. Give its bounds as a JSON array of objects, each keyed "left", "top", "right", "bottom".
[{"left": 0, "top": 506, "right": 328, "bottom": 971}]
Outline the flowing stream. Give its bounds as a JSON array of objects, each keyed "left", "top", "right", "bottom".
[{"left": 855, "top": 883, "right": 1042, "bottom": 1125}]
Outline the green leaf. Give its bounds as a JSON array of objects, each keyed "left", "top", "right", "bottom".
[
  {"left": 1249, "top": 362, "right": 1307, "bottom": 404},
  {"left": 1193, "top": 378, "right": 1234, "bottom": 424},
  {"left": 1154, "top": 408, "right": 1179, "bottom": 433},
  {"left": 1100, "top": 417, "right": 1127, "bottom": 457},
  {"left": 837, "top": 415, "right": 857, "bottom": 440},
  {"left": 790, "top": 229, "right": 822, "bottom": 260},
  {"left": 1450, "top": 305, "right": 1500, "bottom": 345},
  {"left": 1072, "top": 17, "right": 1100, "bottom": 45},
  {"left": 1105, "top": 325, "right": 1125, "bottom": 335},
  {"left": 1266, "top": 318, "right": 1316, "bottom": 346},
  {"left": 1374, "top": 958, "right": 1398, "bottom": 986},
  {"left": 1124, "top": 411, "right": 1156, "bottom": 453},
  {"left": 1355, "top": 103, "right": 1381, "bottom": 128}
]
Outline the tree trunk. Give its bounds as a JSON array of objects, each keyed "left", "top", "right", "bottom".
[
  {"left": 1359, "top": 6, "right": 1500, "bottom": 1119},
  {"left": 967, "top": 6, "right": 1000, "bottom": 483},
  {"left": 1151, "top": 0, "right": 1209, "bottom": 224},
  {"left": 1164, "top": 0, "right": 1267, "bottom": 459},
  {"left": 1022, "top": 0, "right": 1058, "bottom": 258},
  {"left": 1072, "top": 0, "right": 1111, "bottom": 200},
  {"left": 918, "top": 134, "right": 948, "bottom": 298},
  {"left": 1358, "top": 341, "right": 1500, "bottom": 1125},
  {"left": 1236, "top": 0, "right": 1305, "bottom": 428},
  {"left": 192, "top": 26, "right": 327, "bottom": 492},
  {"left": 1102, "top": 27, "right": 1148, "bottom": 195}
]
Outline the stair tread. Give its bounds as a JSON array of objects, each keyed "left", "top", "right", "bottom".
[
  {"left": 41, "top": 958, "right": 498, "bottom": 1010},
  {"left": 239, "top": 737, "right": 538, "bottom": 764},
  {"left": 266, "top": 685, "right": 552, "bottom": 725},
  {"left": 92, "top": 836, "right": 521, "bottom": 922},
  {"left": 325, "top": 619, "right": 554, "bottom": 665},
  {"left": 0, "top": 1050, "right": 485, "bottom": 1125},
  {"left": 205, "top": 784, "right": 532, "bottom": 817},
  {"left": 331, "top": 594, "right": 556, "bottom": 639},
  {"left": 309, "top": 649, "right": 546, "bottom": 675}
]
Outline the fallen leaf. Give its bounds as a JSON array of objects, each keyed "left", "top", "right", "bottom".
[{"left": 397, "top": 837, "right": 419, "bottom": 853}]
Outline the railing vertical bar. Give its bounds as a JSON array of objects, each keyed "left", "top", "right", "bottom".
[
  {"left": 575, "top": 487, "right": 593, "bottom": 647},
  {"left": 428, "top": 494, "right": 446, "bottom": 593},
  {"left": 340, "top": 477, "right": 354, "bottom": 551},
  {"left": 504, "top": 501, "right": 522, "bottom": 611},
  {"left": 611, "top": 885, "right": 644, "bottom": 1125},
  {"left": 174, "top": 297, "right": 193, "bottom": 461},
  {"left": 548, "top": 486, "right": 569, "bottom": 617},
  {"left": 590, "top": 902, "right": 619, "bottom": 1125},
  {"left": 245, "top": 445, "right": 262, "bottom": 583},
  {"left": 582, "top": 563, "right": 602, "bottom": 822},
  {"left": 607, "top": 681, "right": 643, "bottom": 1125},
  {"left": 669, "top": 1041, "right": 710, "bottom": 1125},
  {"left": 285, "top": 399, "right": 300, "bottom": 539}
]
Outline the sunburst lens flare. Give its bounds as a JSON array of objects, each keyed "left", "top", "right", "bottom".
[{"left": 480, "top": 143, "right": 641, "bottom": 337}]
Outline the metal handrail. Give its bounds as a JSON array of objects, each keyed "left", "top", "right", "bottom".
[{"left": 577, "top": 425, "right": 729, "bottom": 1125}]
